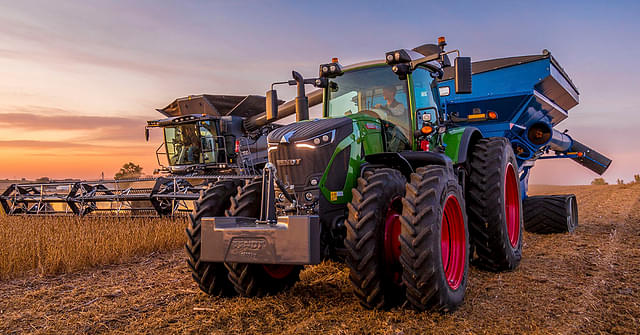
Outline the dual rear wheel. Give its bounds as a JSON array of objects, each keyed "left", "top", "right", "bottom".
[{"left": 345, "top": 166, "right": 469, "bottom": 311}]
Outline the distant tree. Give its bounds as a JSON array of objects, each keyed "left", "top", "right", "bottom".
[
  {"left": 591, "top": 178, "right": 608, "bottom": 185},
  {"left": 114, "top": 162, "right": 143, "bottom": 180},
  {"left": 35, "top": 177, "right": 50, "bottom": 183},
  {"left": 617, "top": 179, "right": 624, "bottom": 185}
]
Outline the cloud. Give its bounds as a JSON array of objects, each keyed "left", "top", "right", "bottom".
[{"left": 0, "top": 111, "right": 146, "bottom": 130}]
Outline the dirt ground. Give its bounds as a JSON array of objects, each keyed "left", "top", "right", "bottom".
[{"left": 1, "top": 184, "right": 639, "bottom": 334}]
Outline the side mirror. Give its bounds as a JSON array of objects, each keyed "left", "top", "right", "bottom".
[
  {"left": 145, "top": 128, "right": 150, "bottom": 142},
  {"left": 265, "top": 89, "right": 279, "bottom": 122},
  {"left": 454, "top": 57, "right": 472, "bottom": 94}
]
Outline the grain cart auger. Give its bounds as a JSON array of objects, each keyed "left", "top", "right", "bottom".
[
  {"left": 0, "top": 93, "right": 322, "bottom": 217},
  {"left": 186, "top": 37, "right": 610, "bottom": 311}
]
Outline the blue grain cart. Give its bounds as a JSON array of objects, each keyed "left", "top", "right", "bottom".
[{"left": 438, "top": 50, "right": 611, "bottom": 233}]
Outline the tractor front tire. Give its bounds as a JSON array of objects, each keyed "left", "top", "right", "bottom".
[
  {"left": 224, "top": 177, "right": 302, "bottom": 296},
  {"left": 523, "top": 194, "right": 578, "bottom": 233},
  {"left": 185, "top": 180, "right": 241, "bottom": 296},
  {"left": 400, "top": 165, "right": 469, "bottom": 312},
  {"left": 345, "top": 168, "right": 406, "bottom": 309},
  {"left": 467, "top": 137, "right": 523, "bottom": 272}
]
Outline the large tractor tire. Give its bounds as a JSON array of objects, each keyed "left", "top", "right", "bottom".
[
  {"left": 224, "top": 177, "right": 302, "bottom": 297},
  {"left": 523, "top": 194, "right": 578, "bottom": 234},
  {"left": 185, "top": 179, "right": 241, "bottom": 296},
  {"left": 467, "top": 137, "right": 523, "bottom": 272},
  {"left": 400, "top": 165, "right": 469, "bottom": 312},
  {"left": 345, "top": 168, "right": 406, "bottom": 309}
]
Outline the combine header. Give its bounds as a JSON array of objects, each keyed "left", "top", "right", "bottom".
[
  {"left": 183, "top": 38, "right": 611, "bottom": 311},
  {"left": 0, "top": 93, "right": 320, "bottom": 216}
]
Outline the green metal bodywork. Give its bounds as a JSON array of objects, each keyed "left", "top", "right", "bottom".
[{"left": 316, "top": 62, "right": 467, "bottom": 205}]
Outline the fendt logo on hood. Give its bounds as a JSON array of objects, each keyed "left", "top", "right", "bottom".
[
  {"left": 277, "top": 159, "right": 301, "bottom": 166},
  {"left": 280, "top": 130, "right": 296, "bottom": 144}
]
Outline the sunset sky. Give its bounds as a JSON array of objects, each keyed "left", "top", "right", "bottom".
[{"left": 0, "top": 1, "right": 638, "bottom": 184}]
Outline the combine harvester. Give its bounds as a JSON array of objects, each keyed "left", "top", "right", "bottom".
[
  {"left": 0, "top": 93, "right": 320, "bottom": 217},
  {"left": 184, "top": 37, "right": 611, "bottom": 311}
]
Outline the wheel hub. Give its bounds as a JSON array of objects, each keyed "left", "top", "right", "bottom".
[
  {"left": 384, "top": 197, "right": 403, "bottom": 284},
  {"left": 504, "top": 163, "right": 520, "bottom": 248},
  {"left": 441, "top": 195, "right": 465, "bottom": 290}
]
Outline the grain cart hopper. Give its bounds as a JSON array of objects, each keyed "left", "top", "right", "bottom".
[
  {"left": 0, "top": 94, "right": 313, "bottom": 217},
  {"left": 184, "top": 37, "right": 610, "bottom": 311},
  {"left": 436, "top": 51, "right": 611, "bottom": 233}
]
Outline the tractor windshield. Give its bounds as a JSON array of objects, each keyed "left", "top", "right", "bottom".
[{"left": 326, "top": 65, "right": 411, "bottom": 141}]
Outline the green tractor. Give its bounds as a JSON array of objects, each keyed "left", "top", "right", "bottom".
[{"left": 185, "top": 37, "right": 523, "bottom": 311}]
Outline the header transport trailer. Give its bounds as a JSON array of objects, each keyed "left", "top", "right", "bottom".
[
  {"left": 185, "top": 37, "right": 611, "bottom": 312},
  {"left": 0, "top": 93, "right": 317, "bottom": 217}
]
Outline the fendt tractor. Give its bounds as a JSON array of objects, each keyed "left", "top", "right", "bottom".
[
  {"left": 0, "top": 93, "right": 321, "bottom": 216},
  {"left": 186, "top": 37, "right": 611, "bottom": 311}
]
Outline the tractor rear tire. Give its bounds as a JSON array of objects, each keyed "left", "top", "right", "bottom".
[
  {"left": 224, "top": 177, "right": 302, "bottom": 297},
  {"left": 400, "top": 165, "right": 469, "bottom": 312},
  {"left": 523, "top": 194, "right": 578, "bottom": 233},
  {"left": 185, "top": 179, "right": 241, "bottom": 296},
  {"left": 345, "top": 168, "right": 406, "bottom": 309},
  {"left": 467, "top": 137, "right": 523, "bottom": 272}
]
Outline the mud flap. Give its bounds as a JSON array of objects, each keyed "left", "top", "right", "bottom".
[{"left": 200, "top": 216, "right": 321, "bottom": 265}]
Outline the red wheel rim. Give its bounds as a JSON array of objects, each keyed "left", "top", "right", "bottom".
[
  {"left": 504, "top": 163, "right": 520, "bottom": 248},
  {"left": 262, "top": 264, "right": 294, "bottom": 279},
  {"left": 441, "top": 195, "right": 465, "bottom": 290},
  {"left": 384, "top": 197, "right": 403, "bottom": 284}
]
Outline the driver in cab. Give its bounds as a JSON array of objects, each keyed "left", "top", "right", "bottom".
[{"left": 375, "top": 86, "right": 405, "bottom": 117}]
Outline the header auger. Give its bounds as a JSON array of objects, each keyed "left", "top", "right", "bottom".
[{"left": 186, "top": 37, "right": 611, "bottom": 312}]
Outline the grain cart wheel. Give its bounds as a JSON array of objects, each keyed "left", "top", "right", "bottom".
[
  {"left": 185, "top": 179, "right": 241, "bottom": 296},
  {"left": 345, "top": 168, "right": 406, "bottom": 309},
  {"left": 224, "top": 177, "right": 303, "bottom": 296},
  {"left": 400, "top": 165, "right": 469, "bottom": 311},
  {"left": 467, "top": 137, "right": 523, "bottom": 271},
  {"left": 523, "top": 194, "right": 578, "bottom": 234}
]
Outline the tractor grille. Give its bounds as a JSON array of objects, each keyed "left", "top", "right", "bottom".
[{"left": 267, "top": 118, "right": 352, "bottom": 189}]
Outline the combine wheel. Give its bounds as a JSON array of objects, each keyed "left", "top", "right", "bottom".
[
  {"left": 400, "top": 165, "right": 469, "bottom": 311},
  {"left": 345, "top": 168, "right": 406, "bottom": 309},
  {"left": 523, "top": 194, "right": 578, "bottom": 233},
  {"left": 185, "top": 179, "right": 241, "bottom": 296},
  {"left": 467, "top": 137, "right": 523, "bottom": 271},
  {"left": 224, "top": 177, "right": 302, "bottom": 296}
]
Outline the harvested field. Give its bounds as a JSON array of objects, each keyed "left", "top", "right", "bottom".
[{"left": 0, "top": 184, "right": 639, "bottom": 334}]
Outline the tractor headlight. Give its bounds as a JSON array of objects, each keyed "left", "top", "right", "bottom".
[{"left": 295, "top": 130, "right": 335, "bottom": 149}]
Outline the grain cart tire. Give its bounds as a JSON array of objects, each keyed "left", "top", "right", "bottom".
[
  {"left": 400, "top": 165, "right": 469, "bottom": 312},
  {"left": 224, "top": 177, "right": 303, "bottom": 296},
  {"left": 523, "top": 195, "right": 578, "bottom": 234},
  {"left": 185, "top": 179, "right": 241, "bottom": 296},
  {"left": 467, "top": 137, "right": 523, "bottom": 272},
  {"left": 345, "top": 168, "right": 406, "bottom": 309}
]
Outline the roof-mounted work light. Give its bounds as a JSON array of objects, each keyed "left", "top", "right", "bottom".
[
  {"left": 385, "top": 49, "right": 412, "bottom": 66},
  {"left": 319, "top": 59, "right": 343, "bottom": 78}
]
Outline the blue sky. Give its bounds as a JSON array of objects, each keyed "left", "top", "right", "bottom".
[{"left": 0, "top": 0, "right": 638, "bottom": 183}]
